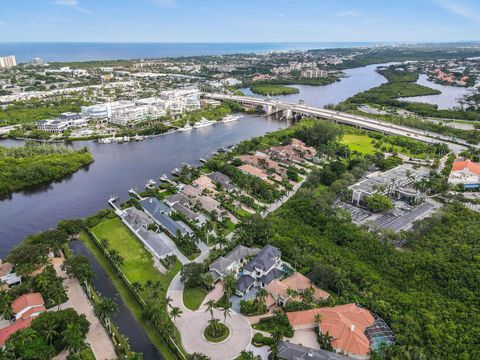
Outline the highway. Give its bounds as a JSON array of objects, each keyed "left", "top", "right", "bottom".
[{"left": 203, "top": 93, "right": 471, "bottom": 152}]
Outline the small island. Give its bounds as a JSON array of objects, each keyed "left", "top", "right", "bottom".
[
  {"left": 250, "top": 83, "right": 299, "bottom": 96},
  {"left": 0, "top": 142, "right": 93, "bottom": 197}
]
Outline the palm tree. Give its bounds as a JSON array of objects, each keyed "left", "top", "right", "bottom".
[
  {"left": 204, "top": 299, "right": 215, "bottom": 321},
  {"left": 40, "top": 317, "right": 59, "bottom": 346},
  {"left": 221, "top": 304, "right": 231, "bottom": 324},
  {"left": 94, "top": 296, "right": 119, "bottom": 333},
  {"left": 285, "top": 286, "right": 298, "bottom": 300},
  {"left": 109, "top": 249, "right": 124, "bottom": 270},
  {"left": 100, "top": 237, "right": 110, "bottom": 251},
  {"left": 170, "top": 306, "right": 183, "bottom": 340},
  {"left": 131, "top": 281, "right": 144, "bottom": 294},
  {"left": 223, "top": 273, "right": 236, "bottom": 299},
  {"left": 208, "top": 318, "right": 220, "bottom": 338},
  {"left": 217, "top": 234, "right": 228, "bottom": 249},
  {"left": 256, "top": 288, "right": 268, "bottom": 304},
  {"left": 62, "top": 323, "right": 85, "bottom": 355},
  {"left": 204, "top": 221, "right": 214, "bottom": 246},
  {"left": 270, "top": 327, "right": 284, "bottom": 359}
]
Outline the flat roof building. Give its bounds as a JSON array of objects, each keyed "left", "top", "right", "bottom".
[{"left": 0, "top": 55, "right": 16, "bottom": 69}]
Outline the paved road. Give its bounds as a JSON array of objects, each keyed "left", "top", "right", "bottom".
[
  {"left": 167, "top": 273, "right": 252, "bottom": 360},
  {"left": 54, "top": 262, "right": 117, "bottom": 360}
]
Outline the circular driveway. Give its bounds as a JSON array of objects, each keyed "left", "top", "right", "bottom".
[{"left": 168, "top": 273, "right": 253, "bottom": 360}]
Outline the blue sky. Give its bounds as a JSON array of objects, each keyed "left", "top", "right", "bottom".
[{"left": 1, "top": 0, "right": 479, "bottom": 42}]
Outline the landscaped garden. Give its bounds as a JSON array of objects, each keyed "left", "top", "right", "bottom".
[{"left": 203, "top": 323, "right": 230, "bottom": 343}]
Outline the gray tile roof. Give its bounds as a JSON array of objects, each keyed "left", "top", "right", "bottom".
[
  {"left": 140, "top": 197, "right": 171, "bottom": 215},
  {"left": 243, "top": 245, "right": 280, "bottom": 272},
  {"left": 259, "top": 268, "right": 284, "bottom": 285},
  {"left": 209, "top": 245, "right": 259, "bottom": 277},
  {"left": 165, "top": 193, "right": 191, "bottom": 207},
  {"left": 278, "top": 341, "right": 353, "bottom": 360},
  {"left": 172, "top": 202, "right": 199, "bottom": 221},
  {"left": 236, "top": 274, "right": 255, "bottom": 293},
  {"left": 123, "top": 207, "right": 153, "bottom": 228},
  {"left": 141, "top": 198, "right": 186, "bottom": 237},
  {"left": 137, "top": 228, "right": 173, "bottom": 258},
  {"left": 207, "top": 171, "right": 235, "bottom": 191}
]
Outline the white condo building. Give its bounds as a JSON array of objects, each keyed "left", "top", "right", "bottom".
[{"left": 0, "top": 55, "right": 16, "bottom": 69}]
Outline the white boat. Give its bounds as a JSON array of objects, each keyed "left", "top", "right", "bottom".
[
  {"left": 221, "top": 115, "right": 242, "bottom": 123},
  {"left": 179, "top": 124, "right": 193, "bottom": 132},
  {"left": 123, "top": 136, "right": 131, "bottom": 142},
  {"left": 193, "top": 118, "right": 215, "bottom": 129},
  {"left": 98, "top": 137, "right": 113, "bottom": 144},
  {"left": 133, "top": 134, "right": 144, "bottom": 141},
  {"left": 145, "top": 179, "right": 157, "bottom": 189}
]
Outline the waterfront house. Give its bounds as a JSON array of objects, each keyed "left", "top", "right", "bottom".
[
  {"left": 238, "top": 164, "right": 278, "bottom": 184},
  {"left": 206, "top": 171, "right": 235, "bottom": 191},
  {"left": 0, "top": 260, "right": 21, "bottom": 289},
  {"left": 165, "top": 193, "right": 191, "bottom": 208},
  {"left": 236, "top": 245, "right": 284, "bottom": 296},
  {"left": 286, "top": 304, "right": 376, "bottom": 360},
  {"left": 265, "top": 272, "right": 330, "bottom": 308},
  {"left": 208, "top": 245, "right": 260, "bottom": 281},
  {"left": 181, "top": 184, "right": 202, "bottom": 198},
  {"left": 193, "top": 175, "right": 215, "bottom": 191},
  {"left": 1, "top": 293, "right": 45, "bottom": 348},
  {"left": 122, "top": 207, "right": 153, "bottom": 230},
  {"left": 140, "top": 198, "right": 189, "bottom": 238}
]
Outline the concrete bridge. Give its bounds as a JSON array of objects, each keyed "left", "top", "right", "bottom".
[{"left": 204, "top": 93, "right": 471, "bottom": 152}]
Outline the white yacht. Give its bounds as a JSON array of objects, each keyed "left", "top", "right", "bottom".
[
  {"left": 145, "top": 179, "right": 157, "bottom": 189},
  {"left": 193, "top": 118, "right": 215, "bottom": 129},
  {"left": 221, "top": 114, "right": 242, "bottom": 123},
  {"left": 179, "top": 123, "right": 193, "bottom": 132}
]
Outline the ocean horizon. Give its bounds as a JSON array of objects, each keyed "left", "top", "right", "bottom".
[{"left": 0, "top": 41, "right": 394, "bottom": 63}]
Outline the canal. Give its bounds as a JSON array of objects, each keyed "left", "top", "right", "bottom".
[{"left": 70, "top": 239, "right": 162, "bottom": 359}]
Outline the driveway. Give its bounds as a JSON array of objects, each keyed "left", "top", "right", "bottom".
[
  {"left": 167, "top": 273, "right": 253, "bottom": 360},
  {"left": 289, "top": 329, "right": 320, "bottom": 350},
  {"left": 54, "top": 262, "right": 117, "bottom": 360}
]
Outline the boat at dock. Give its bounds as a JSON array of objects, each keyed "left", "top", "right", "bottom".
[
  {"left": 133, "top": 134, "right": 144, "bottom": 141},
  {"left": 98, "top": 137, "right": 113, "bottom": 144},
  {"left": 221, "top": 115, "right": 242, "bottom": 123},
  {"left": 171, "top": 167, "right": 181, "bottom": 176},
  {"left": 145, "top": 179, "right": 157, "bottom": 189},
  {"left": 179, "top": 124, "right": 193, "bottom": 132},
  {"left": 193, "top": 118, "right": 215, "bottom": 129}
]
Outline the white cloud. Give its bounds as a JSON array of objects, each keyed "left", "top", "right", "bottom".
[
  {"left": 336, "top": 10, "right": 360, "bottom": 17},
  {"left": 53, "top": 0, "right": 78, "bottom": 6},
  {"left": 436, "top": 0, "right": 480, "bottom": 22},
  {"left": 151, "top": 0, "right": 177, "bottom": 7},
  {"left": 52, "top": 0, "right": 89, "bottom": 14}
]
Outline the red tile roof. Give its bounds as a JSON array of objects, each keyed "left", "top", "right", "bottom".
[
  {"left": 452, "top": 159, "right": 480, "bottom": 175},
  {"left": 286, "top": 304, "right": 375, "bottom": 357},
  {"left": 11, "top": 293, "right": 44, "bottom": 315},
  {"left": 0, "top": 318, "right": 34, "bottom": 347}
]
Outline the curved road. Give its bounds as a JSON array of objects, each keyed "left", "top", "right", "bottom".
[{"left": 167, "top": 273, "right": 252, "bottom": 360}]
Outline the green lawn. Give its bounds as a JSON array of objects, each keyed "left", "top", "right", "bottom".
[
  {"left": 340, "top": 134, "right": 376, "bottom": 155},
  {"left": 79, "top": 229, "right": 182, "bottom": 360},
  {"left": 91, "top": 218, "right": 165, "bottom": 288},
  {"left": 183, "top": 286, "right": 208, "bottom": 310}
]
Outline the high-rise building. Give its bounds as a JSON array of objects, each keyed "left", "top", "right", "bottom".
[{"left": 0, "top": 55, "right": 17, "bottom": 69}]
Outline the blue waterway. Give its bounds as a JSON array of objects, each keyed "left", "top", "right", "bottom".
[{"left": 0, "top": 42, "right": 390, "bottom": 63}]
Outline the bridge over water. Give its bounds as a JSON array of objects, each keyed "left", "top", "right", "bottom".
[{"left": 204, "top": 93, "right": 471, "bottom": 152}]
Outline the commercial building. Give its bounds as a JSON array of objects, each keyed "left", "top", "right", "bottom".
[
  {"left": 348, "top": 165, "right": 422, "bottom": 206},
  {"left": 448, "top": 158, "right": 480, "bottom": 189},
  {"left": 37, "top": 112, "right": 88, "bottom": 132},
  {"left": 0, "top": 55, "right": 16, "bottom": 69}
]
